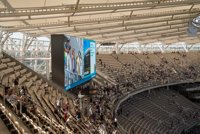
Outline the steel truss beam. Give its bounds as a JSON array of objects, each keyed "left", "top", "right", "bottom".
[
  {"left": 0, "top": 32, "right": 12, "bottom": 46},
  {"left": 31, "top": 18, "right": 199, "bottom": 38},
  {"left": 3, "top": 8, "right": 200, "bottom": 33},
  {"left": 0, "top": 0, "right": 199, "bottom": 17},
  {"left": 0, "top": 5, "right": 198, "bottom": 24},
  {"left": 0, "top": 0, "right": 29, "bottom": 26},
  {"left": 22, "top": 35, "right": 35, "bottom": 51},
  {"left": 30, "top": 20, "right": 191, "bottom": 39},
  {"left": 41, "top": 23, "right": 187, "bottom": 42},
  {"left": 109, "top": 30, "right": 199, "bottom": 44},
  {"left": 7, "top": 13, "right": 196, "bottom": 34}
]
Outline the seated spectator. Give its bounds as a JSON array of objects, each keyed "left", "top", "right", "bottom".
[
  {"left": 30, "top": 104, "right": 38, "bottom": 115},
  {"left": 44, "top": 83, "right": 49, "bottom": 96},
  {"left": 75, "top": 110, "right": 81, "bottom": 121},
  {"left": 4, "top": 84, "right": 10, "bottom": 95}
]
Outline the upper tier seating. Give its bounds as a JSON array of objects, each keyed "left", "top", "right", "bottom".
[{"left": 97, "top": 52, "right": 200, "bottom": 98}]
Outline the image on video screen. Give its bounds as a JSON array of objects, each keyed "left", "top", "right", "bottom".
[{"left": 64, "top": 36, "right": 96, "bottom": 90}]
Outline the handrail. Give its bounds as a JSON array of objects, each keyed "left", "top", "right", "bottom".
[
  {"left": 0, "top": 83, "right": 66, "bottom": 130},
  {"left": 0, "top": 104, "right": 21, "bottom": 134}
]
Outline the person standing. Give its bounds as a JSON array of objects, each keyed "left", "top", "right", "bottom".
[
  {"left": 76, "top": 51, "right": 83, "bottom": 80},
  {"left": 71, "top": 48, "right": 77, "bottom": 82},
  {"left": 64, "top": 40, "right": 72, "bottom": 85}
]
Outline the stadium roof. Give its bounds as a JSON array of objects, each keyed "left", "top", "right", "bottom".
[{"left": 0, "top": 0, "right": 200, "bottom": 44}]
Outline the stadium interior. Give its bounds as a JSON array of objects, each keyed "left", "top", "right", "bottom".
[{"left": 0, "top": 0, "right": 200, "bottom": 134}]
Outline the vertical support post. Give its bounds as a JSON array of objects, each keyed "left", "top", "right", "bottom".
[
  {"left": 21, "top": 34, "right": 26, "bottom": 57},
  {"left": 96, "top": 44, "right": 101, "bottom": 52},
  {"left": 127, "top": 44, "right": 129, "bottom": 53},
  {"left": 0, "top": 29, "right": 3, "bottom": 53},
  {"left": 182, "top": 44, "right": 188, "bottom": 52},
  {"left": 3, "top": 85, "right": 5, "bottom": 105},
  {"left": 34, "top": 41, "right": 39, "bottom": 71},
  {"left": 0, "top": 29, "right": 3, "bottom": 42},
  {"left": 20, "top": 100, "right": 22, "bottom": 114},
  {"left": 46, "top": 60, "right": 50, "bottom": 79},
  {"left": 138, "top": 43, "right": 142, "bottom": 53},
  {"left": 1, "top": 32, "right": 12, "bottom": 51},
  {"left": 50, "top": 117, "right": 53, "bottom": 132},
  {"left": 115, "top": 42, "right": 119, "bottom": 54}
]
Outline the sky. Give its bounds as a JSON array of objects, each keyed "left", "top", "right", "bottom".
[{"left": 10, "top": 32, "right": 50, "bottom": 41}]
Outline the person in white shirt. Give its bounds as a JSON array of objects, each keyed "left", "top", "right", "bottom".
[
  {"left": 64, "top": 40, "right": 72, "bottom": 85},
  {"left": 76, "top": 51, "right": 83, "bottom": 80},
  {"left": 71, "top": 48, "right": 77, "bottom": 82}
]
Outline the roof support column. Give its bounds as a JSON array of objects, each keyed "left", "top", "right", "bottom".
[
  {"left": 97, "top": 44, "right": 101, "bottom": 51},
  {"left": 21, "top": 34, "right": 26, "bottom": 57},
  {"left": 114, "top": 42, "right": 121, "bottom": 54},
  {"left": 188, "top": 44, "right": 194, "bottom": 51},
  {"left": 182, "top": 44, "right": 188, "bottom": 52},
  {"left": 137, "top": 43, "right": 142, "bottom": 53},
  {"left": 0, "top": 28, "right": 3, "bottom": 42},
  {"left": 0, "top": 29, "right": 3, "bottom": 53},
  {"left": 118, "top": 43, "right": 124, "bottom": 53},
  {"left": 47, "top": 42, "right": 51, "bottom": 76},
  {"left": 22, "top": 34, "right": 35, "bottom": 52},
  {"left": 0, "top": 32, "right": 12, "bottom": 52},
  {"left": 33, "top": 40, "right": 39, "bottom": 71},
  {"left": 189, "top": 4, "right": 194, "bottom": 12},
  {"left": 47, "top": 42, "right": 51, "bottom": 53},
  {"left": 46, "top": 59, "right": 50, "bottom": 79},
  {"left": 158, "top": 45, "right": 165, "bottom": 53}
]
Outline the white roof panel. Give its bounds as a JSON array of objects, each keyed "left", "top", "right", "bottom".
[
  {"left": 8, "top": 0, "right": 76, "bottom": 8},
  {"left": 0, "top": 0, "right": 199, "bottom": 43}
]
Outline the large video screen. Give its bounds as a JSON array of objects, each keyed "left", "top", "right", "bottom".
[{"left": 64, "top": 35, "right": 96, "bottom": 90}]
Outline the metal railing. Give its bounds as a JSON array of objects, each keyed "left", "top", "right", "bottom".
[{"left": 113, "top": 78, "right": 200, "bottom": 134}]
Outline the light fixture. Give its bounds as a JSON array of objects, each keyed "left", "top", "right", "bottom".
[{"left": 192, "top": 16, "right": 200, "bottom": 28}]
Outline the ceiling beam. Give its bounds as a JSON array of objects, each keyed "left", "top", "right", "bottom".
[
  {"left": 0, "top": 0, "right": 13, "bottom": 10},
  {"left": 0, "top": 0, "right": 199, "bottom": 17},
  {"left": 101, "top": 28, "right": 200, "bottom": 44},
  {"left": 3, "top": 8, "right": 200, "bottom": 32},
  {"left": 0, "top": 0, "right": 30, "bottom": 26},
  {"left": 121, "top": 31, "right": 199, "bottom": 44},
  {"left": 32, "top": 21, "right": 188, "bottom": 39},
  {"left": 72, "top": 0, "right": 80, "bottom": 16},
  {"left": 12, "top": 18, "right": 189, "bottom": 36},
  {"left": 95, "top": 29, "right": 187, "bottom": 43},
  {"left": 6, "top": 13, "right": 195, "bottom": 33}
]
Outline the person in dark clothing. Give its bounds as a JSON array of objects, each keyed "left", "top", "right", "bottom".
[
  {"left": 30, "top": 104, "right": 37, "bottom": 115},
  {"left": 76, "top": 110, "right": 81, "bottom": 121},
  {"left": 21, "top": 102, "right": 27, "bottom": 114},
  {"left": 4, "top": 85, "right": 10, "bottom": 95},
  {"left": 100, "top": 114, "right": 104, "bottom": 121},
  {"left": 114, "top": 117, "right": 118, "bottom": 128},
  {"left": 14, "top": 77, "right": 19, "bottom": 86}
]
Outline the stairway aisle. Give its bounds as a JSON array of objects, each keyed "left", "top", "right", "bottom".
[
  {"left": 0, "top": 119, "right": 10, "bottom": 134},
  {"left": 0, "top": 99, "right": 32, "bottom": 134}
]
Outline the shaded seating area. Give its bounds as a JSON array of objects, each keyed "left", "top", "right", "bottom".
[{"left": 117, "top": 88, "right": 200, "bottom": 134}]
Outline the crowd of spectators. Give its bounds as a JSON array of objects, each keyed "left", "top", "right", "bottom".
[
  {"left": 1, "top": 52, "right": 200, "bottom": 134},
  {"left": 2, "top": 76, "right": 38, "bottom": 116},
  {"left": 74, "top": 83, "right": 121, "bottom": 134},
  {"left": 97, "top": 52, "right": 200, "bottom": 89},
  {"left": 92, "top": 52, "right": 200, "bottom": 133}
]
